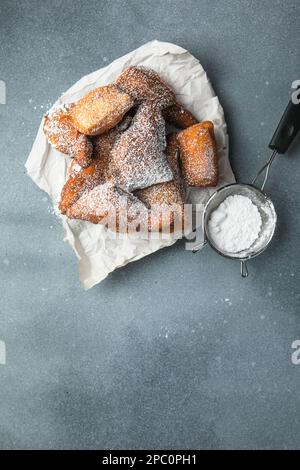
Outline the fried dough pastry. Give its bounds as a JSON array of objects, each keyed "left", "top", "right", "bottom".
[
  {"left": 109, "top": 101, "right": 173, "bottom": 191},
  {"left": 163, "top": 103, "right": 198, "bottom": 129},
  {"left": 69, "top": 85, "right": 134, "bottom": 136},
  {"left": 44, "top": 67, "right": 220, "bottom": 234},
  {"left": 59, "top": 162, "right": 99, "bottom": 214},
  {"left": 66, "top": 182, "right": 149, "bottom": 232},
  {"left": 165, "top": 133, "right": 183, "bottom": 189},
  {"left": 115, "top": 66, "right": 175, "bottom": 108},
  {"left": 177, "top": 121, "right": 219, "bottom": 187},
  {"left": 134, "top": 181, "right": 184, "bottom": 232},
  {"left": 59, "top": 127, "right": 121, "bottom": 214},
  {"left": 43, "top": 106, "right": 93, "bottom": 167},
  {"left": 134, "top": 133, "right": 185, "bottom": 232}
]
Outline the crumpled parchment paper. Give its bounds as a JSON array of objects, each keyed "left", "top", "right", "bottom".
[{"left": 25, "top": 40, "right": 235, "bottom": 289}]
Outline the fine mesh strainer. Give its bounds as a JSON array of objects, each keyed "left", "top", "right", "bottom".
[
  {"left": 200, "top": 90, "right": 300, "bottom": 277},
  {"left": 203, "top": 183, "right": 276, "bottom": 277}
]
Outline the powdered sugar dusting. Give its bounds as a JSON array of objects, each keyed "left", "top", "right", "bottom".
[
  {"left": 67, "top": 182, "right": 149, "bottom": 230},
  {"left": 109, "top": 101, "right": 173, "bottom": 191},
  {"left": 115, "top": 66, "right": 175, "bottom": 108},
  {"left": 43, "top": 105, "right": 93, "bottom": 167},
  {"left": 43, "top": 105, "right": 73, "bottom": 154}
]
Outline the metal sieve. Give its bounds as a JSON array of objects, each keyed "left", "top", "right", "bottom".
[
  {"left": 203, "top": 181, "right": 277, "bottom": 277},
  {"left": 195, "top": 89, "right": 300, "bottom": 277}
]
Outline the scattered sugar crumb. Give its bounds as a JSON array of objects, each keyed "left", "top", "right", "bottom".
[
  {"left": 159, "top": 327, "right": 170, "bottom": 339},
  {"left": 48, "top": 207, "right": 55, "bottom": 215},
  {"left": 3, "top": 258, "right": 9, "bottom": 266},
  {"left": 260, "top": 122, "right": 265, "bottom": 126},
  {"left": 265, "top": 80, "right": 269, "bottom": 85},
  {"left": 260, "top": 314, "right": 265, "bottom": 320}
]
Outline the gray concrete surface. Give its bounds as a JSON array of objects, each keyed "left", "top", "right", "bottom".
[{"left": 0, "top": 0, "right": 300, "bottom": 450}]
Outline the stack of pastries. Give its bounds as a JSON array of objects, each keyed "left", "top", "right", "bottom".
[{"left": 43, "top": 66, "right": 219, "bottom": 233}]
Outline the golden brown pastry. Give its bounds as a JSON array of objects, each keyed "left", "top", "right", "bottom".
[
  {"left": 115, "top": 66, "right": 175, "bottom": 108},
  {"left": 163, "top": 102, "right": 198, "bottom": 129},
  {"left": 43, "top": 106, "right": 93, "bottom": 168},
  {"left": 134, "top": 182, "right": 184, "bottom": 232},
  {"left": 60, "top": 124, "right": 186, "bottom": 233},
  {"left": 69, "top": 84, "right": 134, "bottom": 135},
  {"left": 59, "top": 127, "right": 120, "bottom": 214},
  {"left": 165, "top": 133, "right": 183, "bottom": 190},
  {"left": 66, "top": 182, "right": 149, "bottom": 232},
  {"left": 43, "top": 67, "right": 221, "bottom": 234},
  {"left": 59, "top": 162, "right": 99, "bottom": 214},
  {"left": 177, "top": 121, "right": 219, "bottom": 187}
]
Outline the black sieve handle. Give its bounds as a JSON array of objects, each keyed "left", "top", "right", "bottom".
[{"left": 269, "top": 88, "right": 300, "bottom": 154}]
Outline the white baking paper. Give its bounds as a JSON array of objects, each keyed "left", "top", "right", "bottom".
[{"left": 25, "top": 40, "right": 235, "bottom": 289}]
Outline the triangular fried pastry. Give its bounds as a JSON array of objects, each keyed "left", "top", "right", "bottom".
[
  {"left": 115, "top": 66, "right": 175, "bottom": 108},
  {"left": 69, "top": 85, "right": 134, "bottom": 136},
  {"left": 109, "top": 101, "right": 173, "bottom": 192},
  {"left": 43, "top": 106, "right": 93, "bottom": 168},
  {"left": 66, "top": 182, "right": 149, "bottom": 232},
  {"left": 177, "top": 121, "right": 219, "bottom": 187},
  {"left": 134, "top": 133, "right": 185, "bottom": 232}
]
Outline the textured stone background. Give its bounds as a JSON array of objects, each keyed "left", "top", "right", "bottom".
[{"left": 0, "top": 0, "right": 300, "bottom": 449}]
